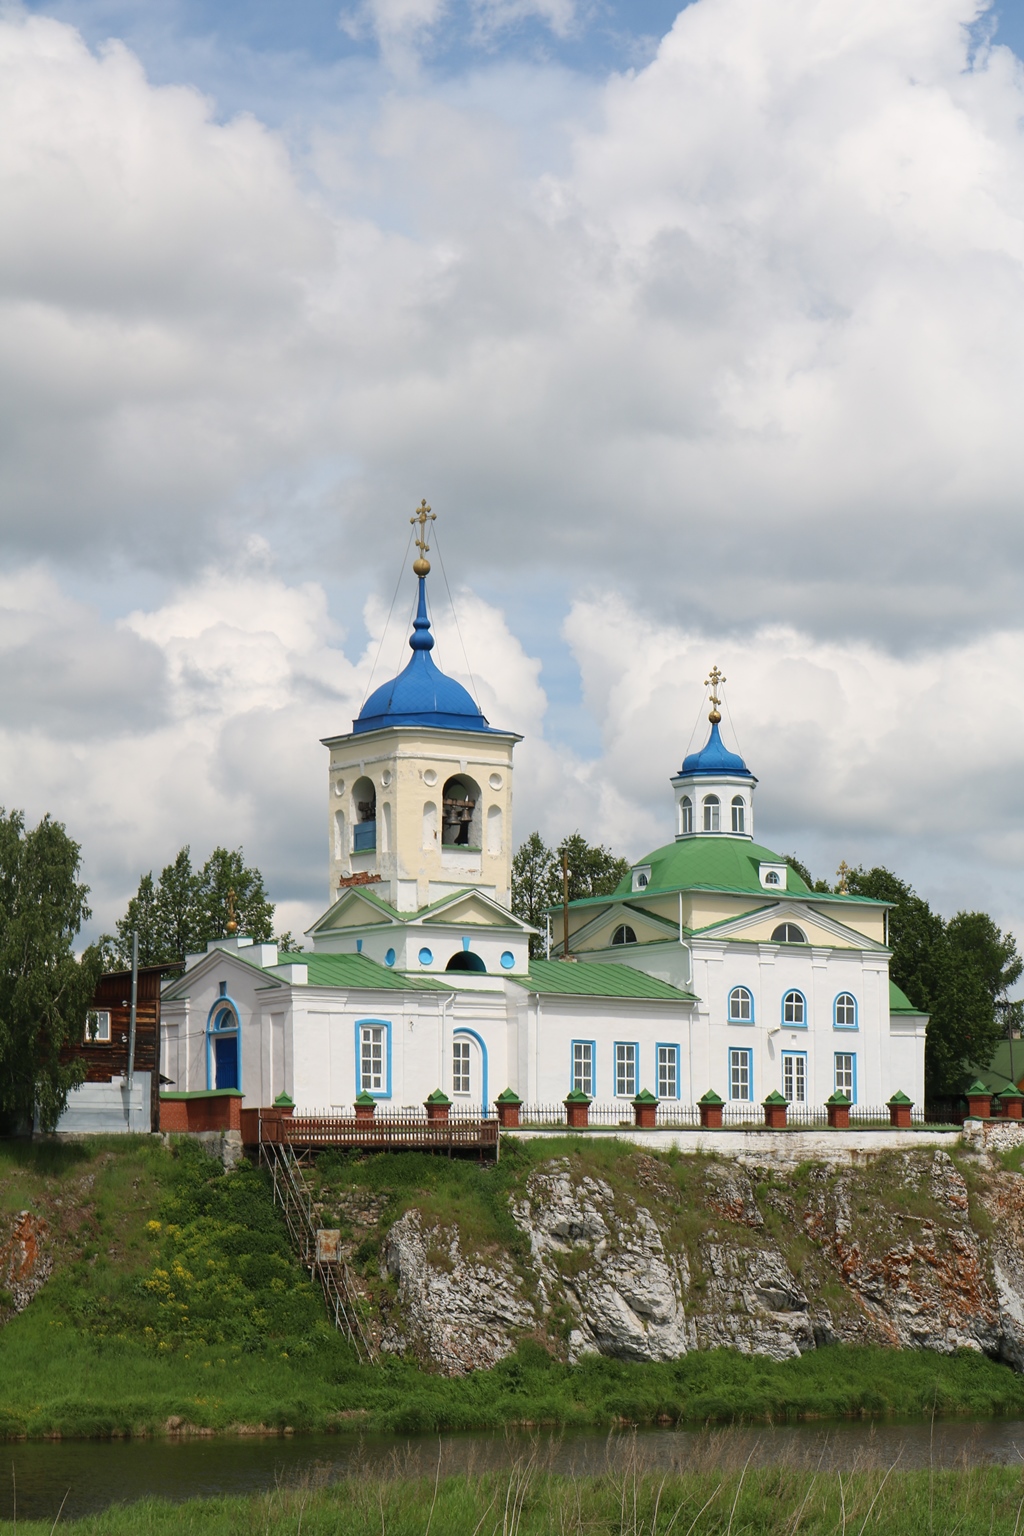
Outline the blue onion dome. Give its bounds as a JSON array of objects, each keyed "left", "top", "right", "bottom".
[
  {"left": 680, "top": 721, "right": 751, "bottom": 777},
  {"left": 354, "top": 577, "right": 493, "bottom": 734}
]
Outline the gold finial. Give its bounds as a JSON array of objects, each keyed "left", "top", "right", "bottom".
[
  {"left": 226, "top": 887, "right": 238, "bottom": 936},
  {"left": 705, "top": 664, "right": 725, "bottom": 725},
  {"left": 410, "top": 499, "right": 436, "bottom": 577},
  {"left": 836, "top": 860, "right": 850, "bottom": 895}
]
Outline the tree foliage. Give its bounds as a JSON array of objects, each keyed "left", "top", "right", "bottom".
[
  {"left": 111, "top": 846, "right": 275, "bottom": 967},
  {"left": 0, "top": 810, "right": 102, "bottom": 1132},
  {"left": 512, "top": 831, "right": 630, "bottom": 955},
  {"left": 844, "top": 866, "right": 1021, "bottom": 1099}
]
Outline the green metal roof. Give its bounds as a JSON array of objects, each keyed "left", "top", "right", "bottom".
[
  {"left": 985, "top": 1040, "right": 1024, "bottom": 1089},
  {"left": 889, "top": 979, "right": 928, "bottom": 1015},
  {"left": 554, "top": 839, "right": 889, "bottom": 909},
  {"left": 520, "top": 959, "right": 697, "bottom": 1001},
  {"left": 301, "top": 952, "right": 447, "bottom": 990}
]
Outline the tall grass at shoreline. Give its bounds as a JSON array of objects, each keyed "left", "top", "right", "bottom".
[{"left": 5, "top": 1463, "right": 1024, "bottom": 1534}]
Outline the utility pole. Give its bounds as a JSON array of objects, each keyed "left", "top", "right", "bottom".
[
  {"left": 126, "top": 930, "right": 139, "bottom": 1124},
  {"left": 562, "top": 852, "right": 570, "bottom": 960}
]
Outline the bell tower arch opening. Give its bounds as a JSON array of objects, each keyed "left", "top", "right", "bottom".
[
  {"left": 442, "top": 774, "right": 481, "bottom": 847},
  {"left": 351, "top": 777, "right": 376, "bottom": 852}
]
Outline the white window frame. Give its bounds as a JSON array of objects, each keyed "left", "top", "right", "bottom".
[
  {"left": 728, "top": 986, "right": 754, "bottom": 1023},
  {"left": 657, "top": 1044, "right": 679, "bottom": 1100},
  {"left": 782, "top": 990, "right": 806, "bottom": 1026},
  {"left": 835, "top": 1052, "right": 856, "bottom": 1101},
  {"left": 452, "top": 1039, "right": 471, "bottom": 1096},
  {"left": 702, "top": 795, "right": 721, "bottom": 832},
  {"left": 85, "top": 1009, "right": 111, "bottom": 1043},
  {"left": 834, "top": 993, "right": 858, "bottom": 1029},
  {"left": 731, "top": 796, "right": 745, "bottom": 833},
  {"left": 729, "top": 1047, "right": 752, "bottom": 1101},
  {"left": 782, "top": 1051, "right": 808, "bottom": 1103},
  {"left": 680, "top": 797, "right": 693, "bottom": 835},
  {"left": 357, "top": 1020, "right": 391, "bottom": 1097},
  {"left": 615, "top": 1042, "right": 638, "bottom": 1098},
  {"left": 572, "top": 1040, "right": 594, "bottom": 1097}
]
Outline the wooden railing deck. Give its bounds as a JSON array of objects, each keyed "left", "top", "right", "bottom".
[{"left": 251, "top": 1112, "right": 499, "bottom": 1156}]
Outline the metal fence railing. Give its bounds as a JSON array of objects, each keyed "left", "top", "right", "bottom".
[{"left": 515, "top": 1101, "right": 933, "bottom": 1130}]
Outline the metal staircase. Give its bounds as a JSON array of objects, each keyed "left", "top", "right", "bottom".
[{"left": 261, "top": 1140, "right": 375, "bottom": 1362}]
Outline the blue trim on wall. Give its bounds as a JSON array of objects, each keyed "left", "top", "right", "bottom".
[
  {"left": 500, "top": 951, "right": 515, "bottom": 969},
  {"left": 781, "top": 988, "right": 808, "bottom": 1028},
  {"left": 418, "top": 947, "right": 433, "bottom": 966},
  {"left": 655, "top": 1042, "right": 680, "bottom": 1099},
  {"left": 385, "top": 948, "right": 396, "bottom": 967},
  {"left": 832, "top": 991, "right": 859, "bottom": 1029},
  {"left": 613, "top": 1040, "right": 640, "bottom": 1097},
  {"left": 728, "top": 1045, "right": 753, "bottom": 1101},
  {"left": 354, "top": 1018, "right": 393, "bottom": 1098},
  {"left": 834, "top": 1049, "right": 857, "bottom": 1104},
  {"left": 727, "top": 985, "right": 755, "bottom": 1024},
  {"left": 453, "top": 1026, "right": 489, "bottom": 1117},
  {"left": 571, "top": 1038, "right": 597, "bottom": 1097},
  {"left": 461, "top": 935, "right": 471, "bottom": 951},
  {"left": 205, "top": 996, "right": 241, "bottom": 1090}
]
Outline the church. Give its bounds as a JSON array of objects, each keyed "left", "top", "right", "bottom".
[{"left": 160, "top": 510, "right": 927, "bottom": 1117}]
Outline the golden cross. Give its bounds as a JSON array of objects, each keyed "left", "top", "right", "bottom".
[
  {"left": 410, "top": 499, "right": 436, "bottom": 576},
  {"left": 226, "top": 887, "right": 238, "bottom": 935},
  {"left": 705, "top": 664, "right": 725, "bottom": 724},
  {"left": 836, "top": 860, "right": 850, "bottom": 895}
]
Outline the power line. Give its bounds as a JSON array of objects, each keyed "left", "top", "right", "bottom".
[
  {"left": 358, "top": 525, "right": 415, "bottom": 712},
  {"left": 432, "top": 521, "right": 481, "bottom": 708}
]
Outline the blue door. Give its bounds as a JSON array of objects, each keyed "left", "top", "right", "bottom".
[{"left": 214, "top": 1034, "right": 238, "bottom": 1089}]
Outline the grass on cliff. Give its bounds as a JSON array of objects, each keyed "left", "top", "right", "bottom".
[
  {"left": 3, "top": 1135, "right": 1024, "bottom": 1437},
  {"left": 8, "top": 1466, "right": 1024, "bottom": 1535}
]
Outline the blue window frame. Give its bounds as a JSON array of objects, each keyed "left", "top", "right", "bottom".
[
  {"left": 833, "top": 992, "right": 858, "bottom": 1029},
  {"left": 614, "top": 1042, "right": 638, "bottom": 1097},
  {"left": 355, "top": 1018, "right": 392, "bottom": 1098},
  {"left": 205, "top": 998, "right": 240, "bottom": 1091},
  {"left": 782, "top": 989, "right": 807, "bottom": 1027},
  {"left": 353, "top": 820, "right": 376, "bottom": 852},
  {"left": 657, "top": 1044, "right": 679, "bottom": 1100},
  {"left": 571, "top": 1040, "right": 595, "bottom": 1097},
  {"left": 782, "top": 1050, "right": 808, "bottom": 1103},
  {"left": 728, "top": 986, "right": 754, "bottom": 1023},
  {"left": 834, "top": 1052, "right": 857, "bottom": 1103},
  {"left": 729, "top": 1047, "right": 753, "bottom": 1101}
]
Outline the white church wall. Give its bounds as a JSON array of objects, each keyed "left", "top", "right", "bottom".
[{"left": 524, "top": 996, "right": 697, "bottom": 1106}]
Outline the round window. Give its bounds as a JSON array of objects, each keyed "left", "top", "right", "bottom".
[
  {"left": 381, "top": 769, "right": 392, "bottom": 788},
  {"left": 418, "top": 947, "right": 434, "bottom": 966},
  {"left": 500, "top": 950, "right": 515, "bottom": 969},
  {"left": 489, "top": 772, "right": 503, "bottom": 790},
  {"left": 423, "top": 769, "right": 438, "bottom": 786},
  {"left": 385, "top": 948, "right": 396, "bottom": 967},
  {"left": 334, "top": 778, "right": 345, "bottom": 796}
]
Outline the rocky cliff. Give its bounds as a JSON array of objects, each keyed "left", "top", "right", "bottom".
[{"left": 313, "top": 1126, "right": 1024, "bottom": 1376}]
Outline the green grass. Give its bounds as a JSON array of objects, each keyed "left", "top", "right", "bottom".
[
  {"left": 3, "top": 1136, "right": 1024, "bottom": 1439},
  {"left": 7, "top": 1466, "right": 1024, "bottom": 1534}
]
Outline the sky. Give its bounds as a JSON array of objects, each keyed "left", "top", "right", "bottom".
[{"left": 2, "top": 0, "right": 1024, "bottom": 945}]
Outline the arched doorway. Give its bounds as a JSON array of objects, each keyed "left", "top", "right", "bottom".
[{"left": 208, "top": 1002, "right": 239, "bottom": 1090}]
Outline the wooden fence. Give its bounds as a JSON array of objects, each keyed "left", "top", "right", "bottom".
[{"left": 250, "top": 1111, "right": 499, "bottom": 1156}]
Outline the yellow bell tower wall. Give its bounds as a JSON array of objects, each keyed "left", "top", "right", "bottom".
[{"left": 322, "top": 723, "right": 521, "bottom": 912}]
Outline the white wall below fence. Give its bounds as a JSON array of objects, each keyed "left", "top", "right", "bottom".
[{"left": 506, "top": 1124, "right": 962, "bottom": 1166}]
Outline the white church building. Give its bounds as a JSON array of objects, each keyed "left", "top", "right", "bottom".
[{"left": 160, "top": 527, "right": 927, "bottom": 1117}]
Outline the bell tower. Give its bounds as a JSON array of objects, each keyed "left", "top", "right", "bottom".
[{"left": 321, "top": 504, "right": 521, "bottom": 912}]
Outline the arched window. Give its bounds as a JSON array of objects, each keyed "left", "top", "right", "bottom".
[
  {"left": 612, "top": 925, "right": 637, "bottom": 945},
  {"left": 834, "top": 993, "right": 857, "bottom": 1028},
  {"left": 771, "top": 923, "right": 806, "bottom": 943},
  {"left": 352, "top": 776, "right": 376, "bottom": 852},
  {"left": 635, "top": 872, "right": 648, "bottom": 888},
  {"left": 731, "top": 796, "right": 745, "bottom": 833},
  {"left": 441, "top": 774, "right": 481, "bottom": 846},
  {"left": 764, "top": 870, "right": 780, "bottom": 886},
  {"left": 728, "top": 986, "right": 753, "bottom": 1022},
  {"left": 702, "top": 794, "right": 720, "bottom": 832},
  {"left": 680, "top": 796, "right": 693, "bottom": 835},
  {"left": 446, "top": 951, "right": 486, "bottom": 973},
  {"left": 783, "top": 990, "right": 806, "bottom": 1025}
]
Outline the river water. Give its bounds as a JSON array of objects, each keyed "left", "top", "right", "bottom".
[{"left": 3, "top": 1420, "right": 1024, "bottom": 1522}]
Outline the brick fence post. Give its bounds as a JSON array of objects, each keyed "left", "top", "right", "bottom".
[
  {"left": 698, "top": 1090, "right": 723, "bottom": 1129},
  {"left": 826, "top": 1092, "right": 851, "bottom": 1130},
  {"left": 564, "top": 1090, "right": 591, "bottom": 1129},
  {"left": 887, "top": 1090, "right": 913, "bottom": 1128},
  {"left": 763, "top": 1091, "right": 788, "bottom": 1129},
  {"left": 495, "top": 1089, "right": 522, "bottom": 1128}
]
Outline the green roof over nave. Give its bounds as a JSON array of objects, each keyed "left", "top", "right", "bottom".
[{"left": 592, "top": 837, "right": 889, "bottom": 907}]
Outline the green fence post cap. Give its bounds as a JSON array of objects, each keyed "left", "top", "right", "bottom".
[
  {"left": 496, "top": 1088, "right": 523, "bottom": 1105},
  {"left": 354, "top": 1091, "right": 376, "bottom": 1108},
  {"left": 997, "top": 1085, "right": 1024, "bottom": 1100},
  {"left": 763, "top": 1090, "right": 789, "bottom": 1106},
  {"left": 887, "top": 1090, "right": 913, "bottom": 1106},
  {"left": 632, "top": 1088, "right": 659, "bottom": 1106},
  {"left": 426, "top": 1089, "right": 451, "bottom": 1106},
  {"left": 966, "top": 1079, "right": 991, "bottom": 1095},
  {"left": 825, "top": 1092, "right": 851, "bottom": 1107},
  {"left": 564, "top": 1089, "right": 592, "bottom": 1104},
  {"left": 273, "top": 1092, "right": 295, "bottom": 1108},
  {"left": 698, "top": 1089, "right": 724, "bottom": 1105}
]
